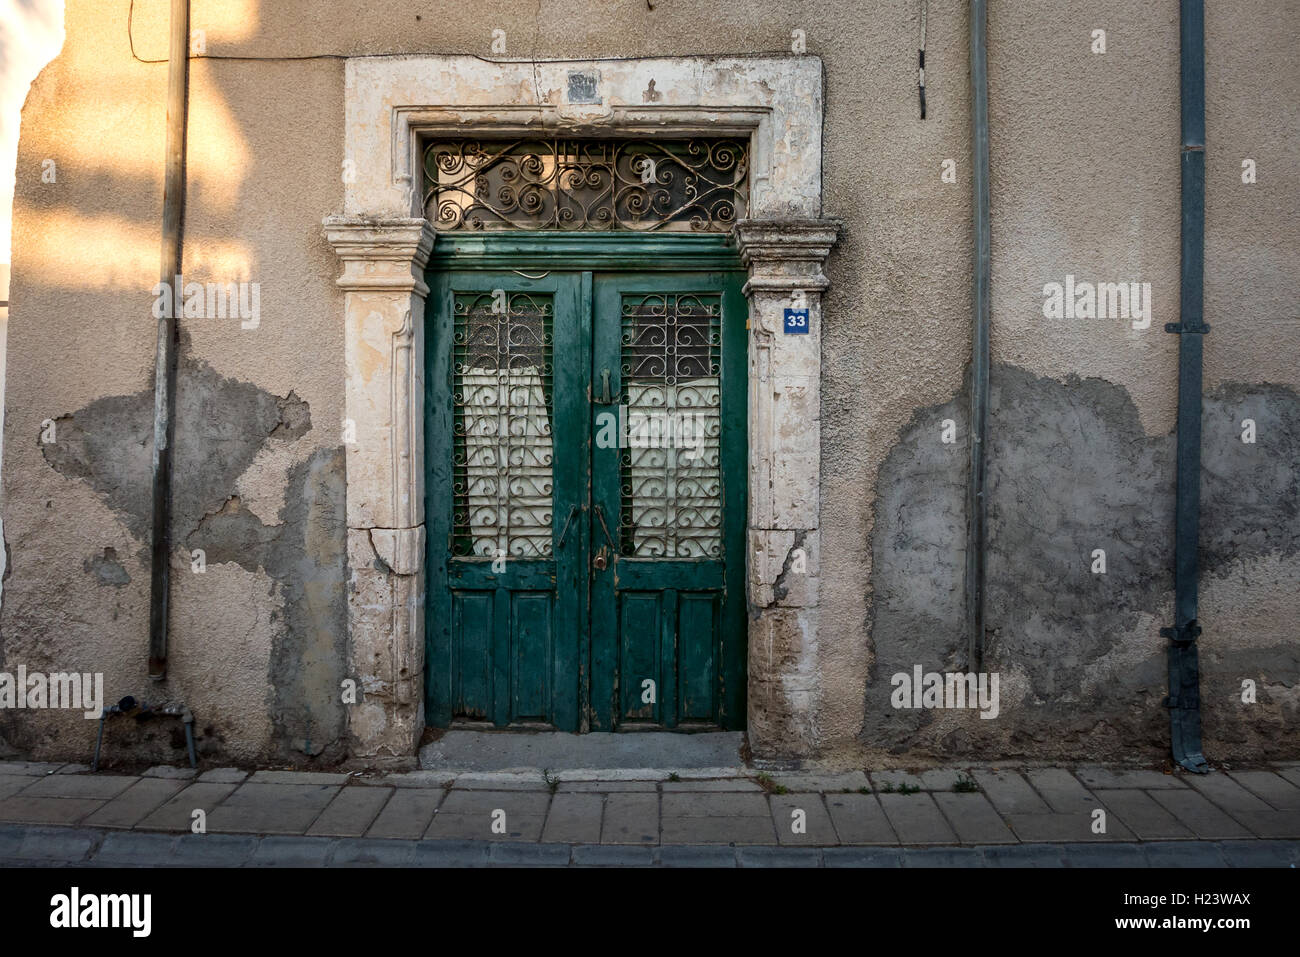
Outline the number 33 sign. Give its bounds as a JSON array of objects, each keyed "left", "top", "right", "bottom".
[{"left": 783, "top": 308, "right": 809, "bottom": 334}]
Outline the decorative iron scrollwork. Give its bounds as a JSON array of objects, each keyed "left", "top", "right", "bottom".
[
  {"left": 423, "top": 138, "right": 749, "bottom": 232},
  {"left": 619, "top": 293, "right": 723, "bottom": 558},
  {"left": 452, "top": 291, "right": 555, "bottom": 558}
]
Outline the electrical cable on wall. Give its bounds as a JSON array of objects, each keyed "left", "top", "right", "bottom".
[{"left": 127, "top": 0, "right": 781, "bottom": 65}]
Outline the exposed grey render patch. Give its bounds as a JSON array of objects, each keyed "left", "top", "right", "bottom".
[
  {"left": 187, "top": 447, "right": 349, "bottom": 763},
  {"left": 271, "top": 447, "right": 348, "bottom": 761},
  {"left": 32, "top": 356, "right": 345, "bottom": 761},
  {"left": 84, "top": 547, "right": 130, "bottom": 587},
  {"left": 1200, "top": 382, "right": 1300, "bottom": 575},
  {"left": 862, "top": 389, "right": 968, "bottom": 753},
  {"left": 864, "top": 364, "right": 1300, "bottom": 761},
  {"left": 270, "top": 391, "right": 312, "bottom": 442},
  {"left": 40, "top": 357, "right": 312, "bottom": 544},
  {"left": 39, "top": 390, "right": 153, "bottom": 541},
  {"left": 187, "top": 496, "right": 280, "bottom": 569}
]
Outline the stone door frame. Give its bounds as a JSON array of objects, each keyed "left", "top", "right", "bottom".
[{"left": 324, "top": 55, "right": 839, "bottom": 758}]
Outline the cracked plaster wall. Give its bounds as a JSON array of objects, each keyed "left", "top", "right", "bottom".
[{"left": 2, "top": 1, "right": 1296, "bottom": 764}]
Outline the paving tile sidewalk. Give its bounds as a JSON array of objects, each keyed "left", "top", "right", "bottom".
[
  {"left": 3, "top": 824, "right": 1298, "bottom": 868},
  {"left": 1, "top": 761, "right": 1297, "bottom": 866}
]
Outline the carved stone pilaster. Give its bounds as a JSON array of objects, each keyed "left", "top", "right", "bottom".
[
  {"left": 324, "top": 216, "right": 435, "bottom": 757},
  {"left": 734, "top": 218, "right": 840, "bottom": 758}
]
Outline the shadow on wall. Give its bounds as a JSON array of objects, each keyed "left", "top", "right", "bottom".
[
  {"left": 1, "top": 0, "right": 354, "bottom": 764},
  {"left": 863, "top": 363, "right": 1300, "bottom": 761},
  {"left": 0, "top": 261, "right": 8, "bottom": 600}
]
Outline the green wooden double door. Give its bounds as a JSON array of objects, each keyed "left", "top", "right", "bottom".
[{"left": 426, "top": 261, "right": 747, "bottom": 731}]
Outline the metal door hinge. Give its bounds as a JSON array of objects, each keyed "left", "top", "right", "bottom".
[{"left": 596, "top": 369, "right": 614, "bottom": 404}]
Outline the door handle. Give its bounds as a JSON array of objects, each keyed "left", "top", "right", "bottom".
[
  {"left": 596, "top": 369, "right": 613, "bottom": 404},
  {"left": 591, "top": 505, "right": 617, "bottom": 572},
  {"left": 593, "top": 504, "right": 617, "bottom": 550},
  {"left": 556, "top": 504, "right": 581, "bottom": 549}
]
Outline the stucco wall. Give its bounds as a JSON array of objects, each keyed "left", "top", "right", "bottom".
[
  {"left": 3, "top": 0, "right": 348, "bottom": 763},
  {"left": 847, "top": 0, "right": 1300, "bottom": 764},
  {"left": 2, "top": 0, "right": 1296, "bottom": 766}
]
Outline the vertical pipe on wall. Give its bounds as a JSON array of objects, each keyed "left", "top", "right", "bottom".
[
  {"left": 148, "top": 0, "right": 190, "bottom": 680},
  {"left": 1162, "top": 0, "right": 1210, "bottom": 772},
  {"left": 965, "top": 0, "right": 991, "bottom": 672},
  {"left": 918, "top": 0, "right": 928, "bottom": 119}
]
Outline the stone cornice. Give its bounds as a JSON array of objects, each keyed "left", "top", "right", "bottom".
[{"left": 733, "top": 219, "right": 841, "bottom": 263}]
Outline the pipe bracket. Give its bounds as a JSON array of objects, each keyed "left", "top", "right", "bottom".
[{"left": 1160, "top": 621, "right": 1202, "bottom": 645}]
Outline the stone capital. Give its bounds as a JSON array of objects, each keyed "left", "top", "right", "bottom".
[
  {"left": 733, "top": 218, "right": 841, "bottom": 296},
  {"left": 323, "top": 216, "right": 436, "bottom": 297}
]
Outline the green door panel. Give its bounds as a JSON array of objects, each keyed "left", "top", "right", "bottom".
[
  {"left": 589, "top": 271, "right": 747, "bottom": 730},
  {"left": 427, "top": 270, "right": 587, "bottom": 730},
  {"left": 425, "top": 238, "right": 746, "bottom": 732}
]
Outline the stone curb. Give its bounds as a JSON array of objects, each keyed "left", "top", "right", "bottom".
[{"left": 5, "top": 825, "right": 1295, "bottom": 868}]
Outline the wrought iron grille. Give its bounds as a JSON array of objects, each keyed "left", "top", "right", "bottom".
[
  {"left": 452, "top": 291, "right": 555, "bottom": 558},
  {"left": 423, "top": 138, "right": 749, "bottom": 232},
  {"left": 619, "top": 293, "right": 723, "bottom": 558}
]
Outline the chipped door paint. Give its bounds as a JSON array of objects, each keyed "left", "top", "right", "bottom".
[
  {"left": 589, "top": 272, "right": 748, "bottom": 730},
  {"left": 425, "top": 241, "right": 745, "bottom": 731},
  {"left": 426, "top": 270, "right": 586, "bottom": 731}
]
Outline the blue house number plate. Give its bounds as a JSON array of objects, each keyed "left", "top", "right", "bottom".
[{"left": 784, "top": 308, "right": 809, "bottom": 334}]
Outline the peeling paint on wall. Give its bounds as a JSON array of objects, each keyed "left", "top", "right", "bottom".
[
  {"left": 84, "top": 547, "right": 130, "bottom": 587},
  {"left": 188, "top": 447, "right": 348, "bottom": 761},
  {"left": 39, "top": 358, "right": 311, "bottom": 546},
  {"left": 864, "top": 364, "right": 1300, "bottom": 761},
  {"left": 4, "top": 353, "right": 346, "bottom": 762}
]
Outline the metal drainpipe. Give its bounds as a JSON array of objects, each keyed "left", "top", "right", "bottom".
[
  {"left": 965, "top": 0, "right": 991, "bottom": 673},
  {"left": 1162, "top": 0, "right": 1210, "bottom": 773},
  {"left": 148, "top": 0, "right": 190, "bottom": 681}
]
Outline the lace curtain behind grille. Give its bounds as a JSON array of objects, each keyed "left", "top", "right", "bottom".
[{"left": 454, "top": 297, "right": 554, "bottom": 558}]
